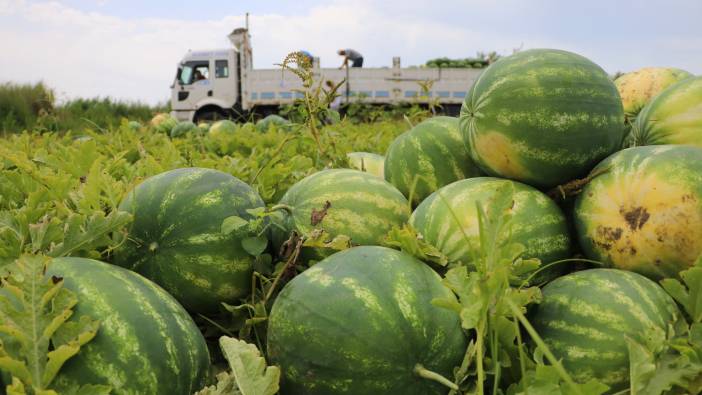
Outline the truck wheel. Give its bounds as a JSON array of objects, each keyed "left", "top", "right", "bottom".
[{"left": 194, "top": 109, "right": 228, "bottom": 123}]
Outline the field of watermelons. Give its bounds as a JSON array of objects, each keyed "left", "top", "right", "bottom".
[{"left": 1, "top": 48, "right": 702, "bottom": 395}]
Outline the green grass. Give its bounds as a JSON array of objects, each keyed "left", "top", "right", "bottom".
[
  {"left": 0, "top": 81, "right": 54, "bottom": 133},
  {"left": 0, "top": 81, "right": 167, "bottom": 135}
]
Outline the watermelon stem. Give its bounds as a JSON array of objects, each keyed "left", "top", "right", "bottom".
[
  {"left": 546, "top": 166, "right": 611, "bottom": 201},
  {"left": 413, "top": 364, "right": 458, "bottom": 390},
  {"left": 505, "top": 298, "right": 583, "bottom": 394},
  {"left": 268, "top": 204, "right": 293, "bottom": 214}
]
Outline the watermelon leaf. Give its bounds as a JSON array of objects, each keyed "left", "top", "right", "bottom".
[
  {"left": 0, "top": 255, "right": 104, "bottom": 393},
  {"left": 302, "top": 229, "right": 351, "bottom": 252},
  {"left": 242, "top": 236, "right": 268, "bottom": 257},
  {"left": 627, "top": 334, "right": 702, "bottom": 395},
  {"left": 194, "top": 371, "right": 241, "bottom": 395},
  {"left": 507, "top": 364, "right": 609, "bottom": 395},
  {"left": 47, "top": 210, "right": 131, "bottom": 258},
  {"left": 221, "top": 216, "right": 249, "bottom": 235},
  {"left": 218, "top": 336, "right": 280, "bottom": 395},
  {"left": 661, "top": 256, "right": 702, "bottom": 323},
  {"left": 383, "top": 224, "right": 449, "bottom": 267}
]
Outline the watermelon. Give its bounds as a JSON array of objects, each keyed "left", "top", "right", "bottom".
[
  {"left": 614, "top": 67, "right": 692, "bottom": 121},
  {"left": 127, "top": 120, "right": 142, "bottom": 131},
  {"left": 150, "top": 113, "right": 178, "bottom": 134},
  {"left": 209, "top": 119, "right": 237, "bottom": 136},
  {"left": 459, "top": 49, "right": 625, "bottom": 189},
  {"left": 346, "top": 151, "right": 385, "bottom": 178},
  {"left": 113, "top": 167, "right": 265, "bottom": 313},
  {"left": 410, "top": 177, "right": 571, "bottom": 282},
  {"left": 529, "top": 268, "right": 678, "bottom": 391},
  {"left": 255, "top": 114, "right": 291, "bottom": 132},
  {"left": 267, "top": 246, "right": 466, "bottom": 394},
  {"left": 197, "top": 122, "right": 210, "bottom": 133},
  {"left": 47, "top": 257, "right": 210, "bottom": 394},
  {"left": 271, "top": 169, "right": 410, "bottom": 259},
  {"left": 574, "top": 145, "right": 702, "bottom": 280},
  {"left": 385, "top": 116, "right": 483, "bottom": 206},
  {"left": 629, "top": 76, "right": 702, "bottom": 147},
  {"left": 170, "top": 121, "right": 198, "bottom": 138}
]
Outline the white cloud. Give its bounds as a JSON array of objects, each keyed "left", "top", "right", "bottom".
[{"left": 0, "top": 0, "right": 699, "bottom": 104}]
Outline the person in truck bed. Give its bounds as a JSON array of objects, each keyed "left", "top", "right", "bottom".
[{"left": 338, "top": 49, "right": 363, "bottom": 68}]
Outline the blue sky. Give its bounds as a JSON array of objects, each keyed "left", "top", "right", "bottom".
[{"left": 1, "top": 0, "right": 700, "bottom": 104}]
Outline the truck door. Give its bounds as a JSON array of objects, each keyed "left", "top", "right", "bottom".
[
  {"left": 213, "top": 57, "right": 238, "bottom": 111},
  {"left": 174, "top": 61, "right": 211, "bottom": 112}
]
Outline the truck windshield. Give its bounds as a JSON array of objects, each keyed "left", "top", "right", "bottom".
[{"left": 179, "top": 61, "right": 209, "bottom": 85}]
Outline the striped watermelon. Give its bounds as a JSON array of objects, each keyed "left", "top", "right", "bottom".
[
  {"left": 574, "top": 145, "right": 702, "bottom": 280},
  {"left": 410, "top": 177, "right": 571, "bottom": 282},
  {"left": 170, "top": 121, "right": 198, "bottom": 138},
  {"left": 529, "top": 268, "right": 679, "bottom": 391},
  {"left": 209, "top": 120, "right": 237, "bottom": 136},
  {"left": 127, "top": 121, "right": 142, "bottom": 132},
  {"left": 267, "top": 246, "right": 466, "bottom": 395},
  {"left": 48, "top": 257, "right": 210, "bottom": 394},
  {"left": 460, "top": 49, "right": 625, "bottom": 189},
  {"left": 384, "top": 116, "right": 483, "bottom": 206},
  {"left": 346, "top": 151, "right": 385, "bottom": 178},
  {"left": 256, "top": 114, "right": 292, "bottom": 132},
  {"left": 197, "top": 122, "right": 210, "bottom": 133},
  {"left": 271, "top": 169, "right": 410, "bottom": 259},
  {"left": 150, "top": 113, "right": 177, "bottom": 134},
  {"left": 113, "top": 167, "right": 265, "bottom": 313},
  {"left": 629, "top": 76, "right": 702, "bottom": 147},
  {"left": 614, "top": 67, "right": 692, "bottom": 121}
]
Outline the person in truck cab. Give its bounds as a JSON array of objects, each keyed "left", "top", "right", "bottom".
[
  {"left": 338, "top": 49, "right": 363, "bottom": 68},
  {"left": 193, "top": 70, "right": 206, "bottom": 82}
]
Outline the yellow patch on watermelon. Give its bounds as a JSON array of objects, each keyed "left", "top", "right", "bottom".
[
  {"left": 583, "top": 172, "right": 702, "bottom": 278},
  {"left": 615, "top": 67, "right": 691, "bottom": 117},
  {"left": 472, "top": 131, "right": 531, "bottom": 181}
]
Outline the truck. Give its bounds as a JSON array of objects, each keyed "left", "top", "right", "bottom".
[{"left": 170, "top": 19, "right": 484, "bottom": 122}]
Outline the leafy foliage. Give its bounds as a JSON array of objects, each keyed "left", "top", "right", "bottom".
[
  {"left": 431, "top": 182, "right": 605, "bottom": 394},
  {"left": 383, "top": 224, "right": 448, "bottom": 267},
  {"left": 0, "top": 255, "right": 106, "bottom": 394},
  {"left": 0, "top": 81, "right": 166, "bottom": 135},
  {"left": 3, "top": 58, "right": 702, "bottom": 394},
  {"left": 195, "top": 337, "right": 280, "bottom": 395},
  {"left": 661, "top": 256, "right": 702, "bottom": 324}
]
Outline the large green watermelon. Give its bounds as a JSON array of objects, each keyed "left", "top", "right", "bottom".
[
  {"left": 459, "top": 49, "right": 625, "bottom": 189},
  {"left": 529, "top": 268, "right": 679, "bottom": 391},
  {"left": 271, "top": 169, "right": 410, "bottom": 259},
  {"left": 255, "top": 114, "right": 292, "bottom": 132},
  {"left": 410, "top": 177, "right": 571, "bottom": 282},
  {"left": 574, "top": 145, "right": 702, "bottom": 280},
  {"left": 48, "top": 257, "right": 210, "bottom": 394},
  {"left": 614, "top": 67, "right": 692, "bottom": 121},
  {"left": 209, "top": 120, "right": 237, "bottom": 137},
  {"left": 384, "top": 116, "right": 483, "bottom": 206},
  {"left": 113, "top": 167, "right": 265, "bottom": 313},
  {"left": 127, "top": 120, "right": 142, "bottom": 132},
  {"left": 267, "top": 246, "right": 466, "bottom": 394},
  {"left": 629, "top": 76, "right": 702, "bottom": 147},
  {"left": 170, "top": 121, "right": 198, "bottom": 138},
  {"left": 150, "top": 113, "right": 178, "bottom": 134},
  {"left": 346, "top": 151, "right": 385, "bottom": 178}
]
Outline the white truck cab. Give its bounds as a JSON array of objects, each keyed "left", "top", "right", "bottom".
[{"left": 171, "top": 26, "right": 484, "bottom": 122}]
